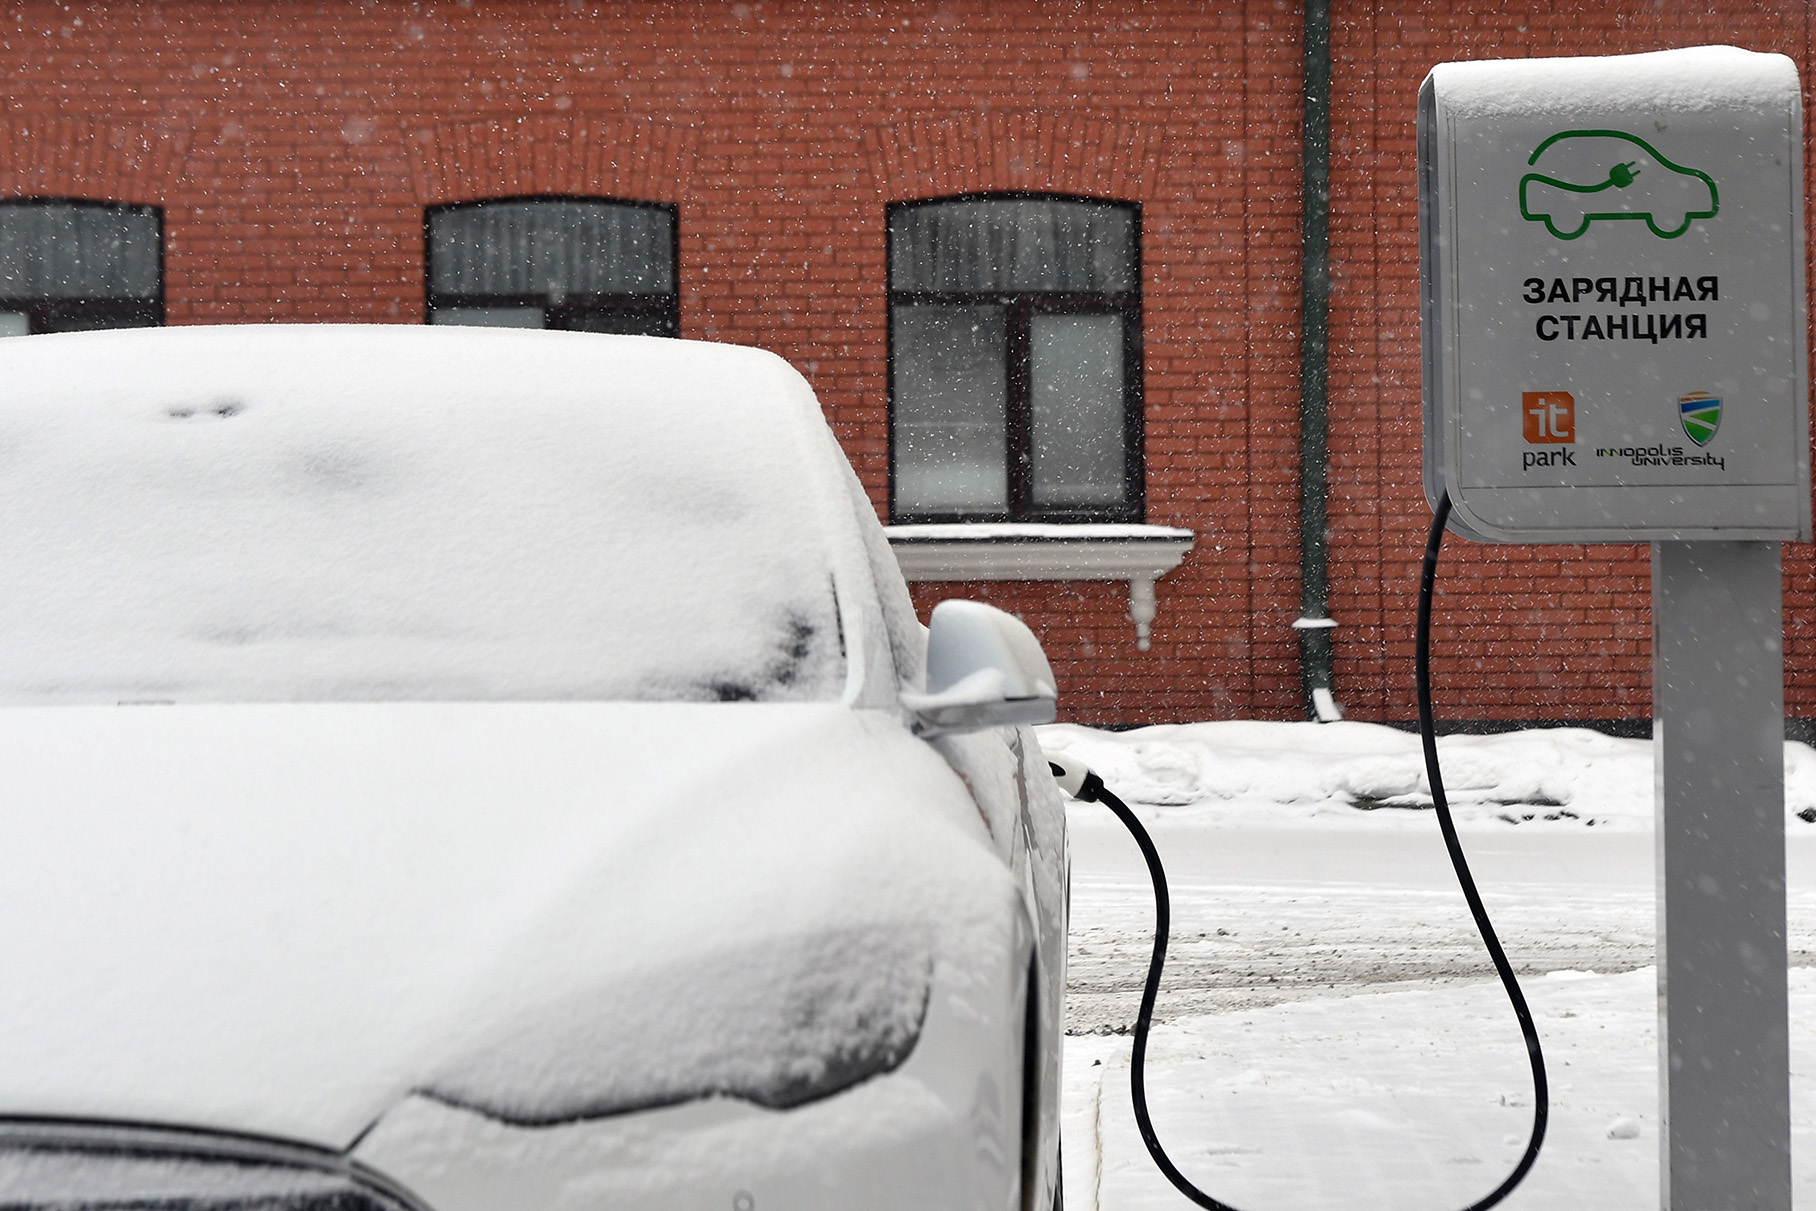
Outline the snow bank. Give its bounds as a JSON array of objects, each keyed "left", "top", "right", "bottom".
[
  {"left": 1429, "top": 45, "right": 1799, "bottom": 122},
  {"left": 0, "top": 325, "right": 845, "bottom": 704},
  {"left": 1038, "top": 720, "right": 1816, "bottom": 829}
]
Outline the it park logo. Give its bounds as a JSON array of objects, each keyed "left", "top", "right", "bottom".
[
  {"left": 1521, "top": 391, "right": 1576, "bottom": 469},
  {"left": 1519, "top": 130, "right": 1718, "bottom": 241},
  {"left": 1678, "top": 391, "right": 1721, "bottom": 446},
  {"left": 1522, "top": 391, "right": 1575, "bottom": 443}
]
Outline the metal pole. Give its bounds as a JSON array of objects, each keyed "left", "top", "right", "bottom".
[
  {"left": 1653, "top": 540, "right": 1790, "bottom": 1211},
  {"left": 1296, "top": 0, "right": 1335, "bottom": 720}
]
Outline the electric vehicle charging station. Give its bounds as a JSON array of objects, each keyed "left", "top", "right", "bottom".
[{"left": 1422, "top": 45, "right": 1808, "bottom": 1210}]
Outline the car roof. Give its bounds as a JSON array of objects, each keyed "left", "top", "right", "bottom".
[
  {"left": 0, "top": 323, "right": 823, "bottom": 433},
  {"left": 0, "top": 325, "right": 863, "bottom": 704}
]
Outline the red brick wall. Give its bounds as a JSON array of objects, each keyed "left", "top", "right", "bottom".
[
  {"left": 1329, "top": 1, "right": 1814, "bottom": 723},
  {"left": 0, "top": 1, "right": 1808, "bottom": 725}
]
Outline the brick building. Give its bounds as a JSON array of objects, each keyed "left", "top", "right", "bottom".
[{"left": 0, "top": 0, "right": 1809, "bottom": 727}]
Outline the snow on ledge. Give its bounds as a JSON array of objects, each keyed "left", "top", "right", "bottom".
[
  {"left": 883, "top": 524, "right": 1194, "bottom": 651},
  {"left": 885, "top": 523, "right": 1193, "bottom": 542}
]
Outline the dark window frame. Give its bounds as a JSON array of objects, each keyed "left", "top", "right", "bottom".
[
  {"left": 886, "top": 191, "right": 1144, "bottom": 525},
  {"left": 0, "top": 198, "right": 165, "bottom": 334},
  {"left": 423, "top": 195, "right": 681, "bottom": 337}
]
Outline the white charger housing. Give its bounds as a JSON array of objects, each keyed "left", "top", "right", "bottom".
[{"left": 1420, "top": 46, "right": 1810, "bottom": 542}]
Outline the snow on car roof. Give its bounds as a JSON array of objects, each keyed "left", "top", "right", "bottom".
[
  {"left": 1429, "top": 45, "right": 1799, "bottom": 120},
  {"left": 0, "top": 324, "right": 847, "bottom": 704}
]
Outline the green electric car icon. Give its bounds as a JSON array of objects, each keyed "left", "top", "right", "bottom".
[{"left": 1519, "top": 130, "right": 1718, "bottom": 240}]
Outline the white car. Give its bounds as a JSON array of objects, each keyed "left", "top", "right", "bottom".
[{"left": 0, "top": 326, "right": 1068, "bottom": 1211}]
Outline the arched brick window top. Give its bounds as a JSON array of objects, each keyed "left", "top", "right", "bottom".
[
  {"left": 406, "top": 117, "right": 697, "bottom": 207},
  {"left": 863, "top": 111, "right": 1165, "bottom": 204},
  {"left": 0, "top": 198, "right": 163, "bottom": 336},
  {"left": 887, "top": 193, "right": 1143, "bottom": 525},
  {"left": 425, "top": 196, "right": 678, "bottom": 337}
]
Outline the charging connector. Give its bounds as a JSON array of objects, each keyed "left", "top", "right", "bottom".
[{"left": 1049, "top": 490, "right": 1547, "bottom": 1211}]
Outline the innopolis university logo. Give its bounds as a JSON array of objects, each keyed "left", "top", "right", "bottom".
[
  {"left": 1679, "top": 391, "right": 1721, "bottom": 446},
  {"left": 1519, "top": 130, "right": 1718, "bottom": 240}
]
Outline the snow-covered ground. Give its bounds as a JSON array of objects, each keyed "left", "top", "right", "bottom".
[{"left": 1043, "top": 721, "right": 1816, "bottom": 1210}]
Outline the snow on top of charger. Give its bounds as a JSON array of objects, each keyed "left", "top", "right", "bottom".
[
  {"left": 1429, "top": 45, "right": 1799, "bottom": 120},
  {"left": 0, "top": 325, "right": 847, "bottom": 704}
]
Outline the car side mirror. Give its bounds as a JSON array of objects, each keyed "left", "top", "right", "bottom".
[{"left": 901, "top": 600, "right": 1058, "bottom": 737}]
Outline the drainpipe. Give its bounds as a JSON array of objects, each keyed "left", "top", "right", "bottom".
[{"left": 1294, "top": 0, "right": 1341, "bottom": 722}]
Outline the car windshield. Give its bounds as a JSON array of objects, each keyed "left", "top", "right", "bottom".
[{"left": 0, "top": 326, "right": 848, "bottom": 704}]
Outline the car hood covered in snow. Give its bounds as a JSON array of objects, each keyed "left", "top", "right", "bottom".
[{"left": 0, "top": 702, "right": 1011, "bottom": 1149}]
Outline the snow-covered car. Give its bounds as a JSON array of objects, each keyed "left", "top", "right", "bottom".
[{"left": 0, "top": 326, "right": 1068, "bottom": 1211}]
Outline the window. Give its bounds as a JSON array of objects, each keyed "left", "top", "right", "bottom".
[
  {"left": 888, "top": 195, "right": 1142, "bottom": 523},
  {"left": 0, "top": 200, "right": 163, "bottom": 336},
  {"left": 426, "top": 197, "right": 678, "bottom": 336}
]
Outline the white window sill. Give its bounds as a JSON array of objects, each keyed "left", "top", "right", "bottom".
[{"left": 884, "top": 524, "right": 1195, "bottom": 651}]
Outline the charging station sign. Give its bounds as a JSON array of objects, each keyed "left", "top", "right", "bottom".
[{"left": 1421, "top": 47, "right": 1810, "bottom": 542}]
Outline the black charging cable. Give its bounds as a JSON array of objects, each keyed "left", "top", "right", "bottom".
[
  {"left": 1049, "top": 490, "right": 1548, "bottom": 1211},
  {"left": 1414, "top": 491, "right": 1549, "bottom": 1206}
]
